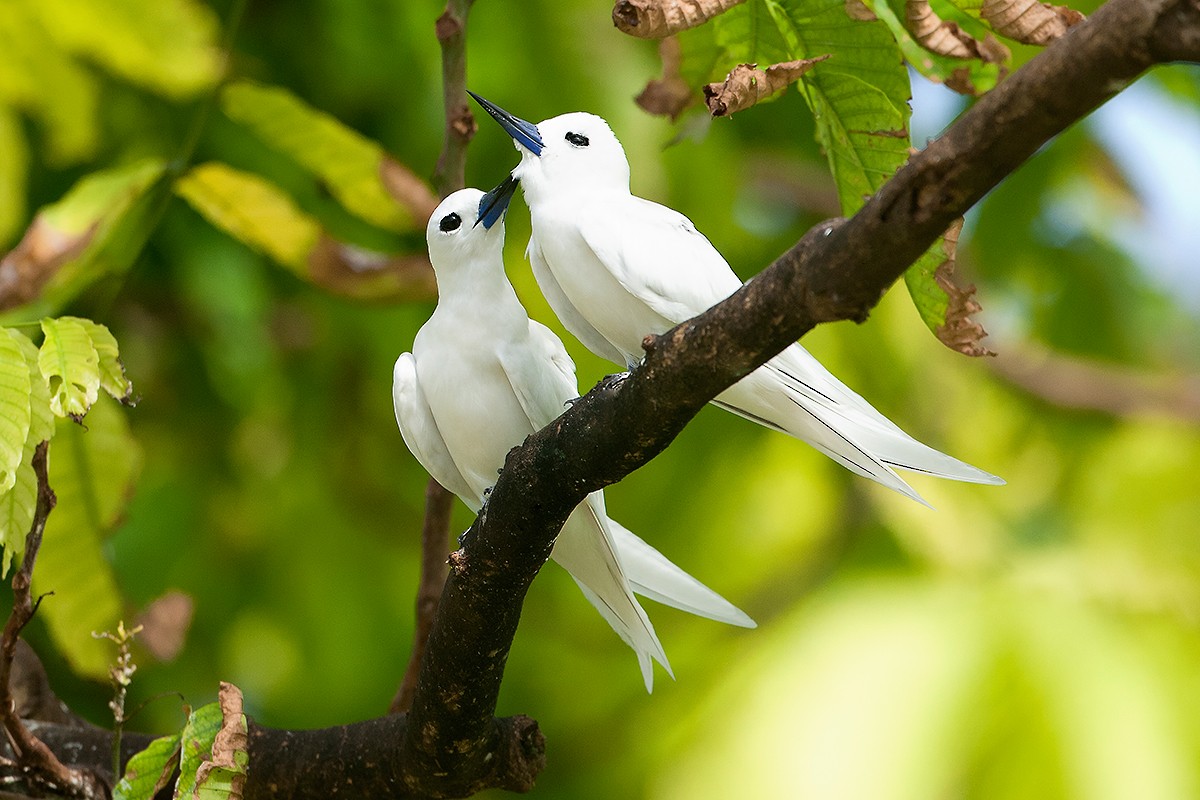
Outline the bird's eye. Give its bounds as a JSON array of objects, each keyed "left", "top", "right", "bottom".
[
  {"left": 565, "top": 132, "right": 590, "bottom": 147},
  {"left": 439, "top": 212, "right": 462, "bottom": 232}
]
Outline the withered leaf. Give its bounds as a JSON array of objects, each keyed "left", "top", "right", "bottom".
[
  {"left": 635, "top": 38, "right": 696, "bottom": 120},
  {"left": 906, "top": 0, "right": 1009, "bottom": 62},
  {"left": 135, "top": 590, "right": 194, "bottom": 662},
  {"left": 379, "top": 158, "right": 439, "bottom": 227},
  {"left": 934, "top": 220, "right": 995, "bottom": 357},
  {"left": 192, "top": 682, "right": 249, "bottom": 800},
  {"left": 0, "top": 217, "right": 95, "bottom": 312},
  {"left": 704, "top": 56, "right": 832, "bottom": 117},
  {"left": 845, "top": 0, "right": 878, "bottom": 21},
  {"left": 613, "top": 0, "right": 749, "bottom": 38},
  {"left": 981, "top": 0, "right": 1084, "bottom": 45},
  {"left": 308, "top": 235, "right": 437, "bottom": 302}
]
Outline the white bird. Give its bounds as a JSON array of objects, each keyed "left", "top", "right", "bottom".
[
  {"left": 469, "top": 93, "right": 1004, "bottom": 505},
  {"left": 392, "top": 182, "right": 754, "bottom": 691}
]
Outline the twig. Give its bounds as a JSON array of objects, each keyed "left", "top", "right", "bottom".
[
  {"left": 0, "top": 443, "right": 106, "bottom": 799},
  {"left": 391, "top": 479, "right": 454, "bottom": 715},
  {"left": 990, "top": 342, "right": 1200, "bottom": 421},
  {"left": 431, "top": 0, "right": 479, "bottom": 198},
  {"left": 390, "top": 0, "right": 478, "bottom": 716}
]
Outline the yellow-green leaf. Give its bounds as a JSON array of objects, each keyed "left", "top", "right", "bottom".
[
  {"left": 1, "top": 159, "right": 168, "bottom": 317},
  {"left": 31, "top": 0, "right": 221, "bottom": 98},
  {"left": 0, "top": 106, "right": 29, "bottom": 245},
  {"left": 34, "top": 395, "right": 141, "bottom": 677},
  {"left": 0, "top": 4, "right": 100, "bottom": 165},
  {"left": 38, "top": 317, "right": 100, "bottom": 419},
  {"left": 222, "top": 81, "right": 431, "bottom": 231},
  {"left": 113, "top": 733, "right": 182, "bottom": 800},
  {"left": 68, "top": 317, "right": 133, "bottom": 402},
  {"left": 0, "top": 329, "right": 55, "bottom": 576},
  {"left": 175, "top": 163, "right": 322, "bottom": 273},
  {"left": 0, "top": 330, "right": 31, "bottom": 494},
  {"left": 174, "top": 701, "right": 228, "bottom": 799}
]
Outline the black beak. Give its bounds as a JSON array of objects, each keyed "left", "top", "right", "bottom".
[
  {"left": 468, "top": 91, "right": 544, "bottom": 156},
  {"left": 476, "top": 174, "right": 519, "bottom": 229}
]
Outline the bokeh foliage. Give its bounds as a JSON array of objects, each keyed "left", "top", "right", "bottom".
[{"left": 1, "top": 0, "right": 1199, "bottom": 798}]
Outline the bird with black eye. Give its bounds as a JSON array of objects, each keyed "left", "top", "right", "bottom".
[
  {"left": 439, "top": 212, "right": 462, "bottom": 232},
  {"left": 565, "top": 132, "right": 589, "bottom": 147}
]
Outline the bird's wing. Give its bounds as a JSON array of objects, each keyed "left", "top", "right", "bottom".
[
  {"left": 392, "top": 353, "right": 477, "bottom": 505},
  {"left": 528, "top": 235, "right": 629, "bottom": 366},
  {"left": 606, "top": 520, "right": 755, "bottom": 628},
  {"left": 497, "top": 320, "right": 581, "bottom": 430},
  {"left": 578, "top": 196, "right": 744, "bottom": 325}
]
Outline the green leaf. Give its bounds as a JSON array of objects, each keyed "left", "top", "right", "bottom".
[
  {"left": 68, "top": 317, "right": 133, "bottom": 402},
  {"left": 0, "top": 106, "right": 29, "bottom": 245},
  {"left": 113, "top": 733, "right": 182, "bottom": 800},
  {"left": 688, "top": 0, "right": 976, "bottom": 351},
  {"left": 38, "top": 317, "right": 100, "bottom": 419},
  {"left": 0, "top": 3, "right": 100, "bottom": 164},
  {"left": 31, "top": 0, "right": 221, "bottom": 98},
  {"left": 0, "top": 331, "right": 32, "bottom": 494},
  {"left": 175, "top": 162, "right": 322, "bottom": 272},
  {"left": 34, "top": 395, "right": 140, "bottom": 677},
  {"left": 870, "top": 0, "right": 1006, "bottom": 95},
  {"left": 0, "top": 329, "right": 57, "bottom": 574},
  {"left": 1, "top": 159, "right": 168, "bottom": 318},
  {"left": 222, "top": 81, "right": 427, "bottom": 232},
  {"left": 174, "top": 702, "right": 227, "bottom": 800}
]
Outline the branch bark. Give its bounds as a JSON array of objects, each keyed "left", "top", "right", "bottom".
[
  {"left": 8, "top": 0, "right": 1200, "bottom": 797},
  {"left": 394, "top": 0, "right": 1200, "bottom": 795}
]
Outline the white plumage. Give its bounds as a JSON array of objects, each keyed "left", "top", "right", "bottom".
[
  {"left": 470, "top": 95, "right": 1004, "bottom": 505},
  {"left": 393, "top": 185, "right": 754, "bottom": 691}
]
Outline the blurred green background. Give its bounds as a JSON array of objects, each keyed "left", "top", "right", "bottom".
[{"left": 2, "top": 0, "right": 1200, "bottom": 797}]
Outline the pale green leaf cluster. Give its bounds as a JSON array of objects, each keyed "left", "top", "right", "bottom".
[
  {"left": 0, "top": 0, "right": 217, "bottom": 239},
  {"left": 0, "top": 318, "right": 136, "bottom": 674}
]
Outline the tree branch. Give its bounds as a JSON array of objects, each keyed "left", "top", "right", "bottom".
[
  {"left": 391, "top": 0, "right": 479, "bottom": 717},
  {"left": 395, "top": 0, "right": 1200, "bottom": 795},
  {"left": 431, "top": 0, "right": 479, "bottom": 198},
  {"left": 0, "top": 444, "right": 107, "bottom": 799},
  {"left": 7, "top": 1, "right": 1199, "bottom": 797}
]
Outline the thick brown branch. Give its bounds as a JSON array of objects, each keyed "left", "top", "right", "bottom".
[
  {"left": 391, "top": 478, "right": 454, "bottom": 714},
  {"left": 397, "top": 0, "right": 1200, "bottom": 795}
]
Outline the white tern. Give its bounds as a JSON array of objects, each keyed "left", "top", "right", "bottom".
[
  {"left": 392, "top": 182, "right": 754, "bottom": 691},
  {"left": 469, "top": 93, "right": 1004, "bottom": 505}
]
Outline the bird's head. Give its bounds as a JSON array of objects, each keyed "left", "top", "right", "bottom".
[
  {"left": 424, "top": 179, "right": 516, "bottom": 268},
  {"left": 469, "top": 93, "right": 630, "bottom": 201}
]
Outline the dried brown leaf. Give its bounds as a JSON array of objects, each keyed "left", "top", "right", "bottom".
[
  {"left": 308, "top": 235, "right": 437, "bottom": 302},
  {"left": 613, "top": 0, "right": 749, "bottom": 38},
  {"left": 0, "top": 217, "right": 95, "bottom": 312},
  {"left": 906, "top": 0, "right": 1011, "bottom": 62},
  {"left": 135, "top": 591, "right": 194, "bottom": 662},
  {"left": 193, "top": 682, "right": 248, "bottom": 800},
  {"left": 845, "top": 0, "right": 878, "bottom": 21},
  {"left": 704, "top": 56, "right": 832, "bottom": 117},
  {"left": 379, "top": 158, "right": 439, "bottom": 227},
  {"left": 635, "top": 38, "right": 696, "bottom": 120},
  {"left": 981, "top": 0, "right": 1084, "bottom": 45},
  {"left": 934, "top": 220, "right": 995, "bottom": 357}
]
